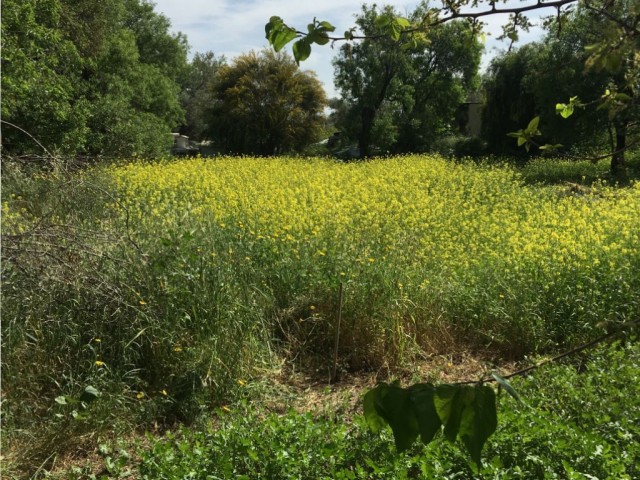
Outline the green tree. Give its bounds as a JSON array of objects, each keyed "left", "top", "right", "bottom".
[
  {"left": 394, "top": 10, "right": 482, "bottom": 152},
  {"left": 206, "top": 50, "right": 328, "bottom": 156},
  {"left": 1, "top": 0, "right": 87, "bottom": 154},
  {"left": 332, "top": 3, "right": 481, "bottom": 157},
  {"left": 1, "top": 0, "right": 189, "bottom": 158},
  {"left": 332, "top": 5, "right": 413, "bottom": 157},
  {"left": 179, "top": 52, "right": 227, "bottom": 141},
  {"left": 482, "top": 2, "right": 637, "bottom": 169},
  {"left": 267, "top": 0, "right": 639, "bottom": 169}
]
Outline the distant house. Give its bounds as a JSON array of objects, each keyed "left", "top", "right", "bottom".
[
  {"left": 457, "top": 92, "right": 483, "bottom": 137},
  {"left": 171, "top": 133, "right": 199, "bottom": 156}
]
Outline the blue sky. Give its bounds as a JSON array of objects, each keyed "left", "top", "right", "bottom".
[{"left": 151, "top": 0, "right": 555, "bottom": 99}]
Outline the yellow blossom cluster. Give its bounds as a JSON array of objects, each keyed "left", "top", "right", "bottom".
[{"left": 104, "top": 155, "right": 639, "bottom": 353}]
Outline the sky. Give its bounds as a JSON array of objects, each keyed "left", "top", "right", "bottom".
[{"left": 151, "top": 0, "right": 556, "bottom": 99}]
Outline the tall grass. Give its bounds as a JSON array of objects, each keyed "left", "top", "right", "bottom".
[
  {"left": 107, "top": 155, "right": 640, "bottom": 357},
  {"left": 2, "top": 155, "right": 639, "bottom": 474}
]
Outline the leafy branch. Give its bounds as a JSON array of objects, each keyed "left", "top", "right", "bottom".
[
  {"left": 266, "top": 0, "right": 580, "bottom": 64},
  {"left": 363, "top": 317, "right": 638, "bottom": 466}
]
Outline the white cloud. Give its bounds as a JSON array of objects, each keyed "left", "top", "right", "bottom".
[{"left": 152, "top": 0, "right": 550, "bottom": 98}]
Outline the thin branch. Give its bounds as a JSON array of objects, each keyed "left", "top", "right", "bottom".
[
  {"left": 295, "top": 0, "right": 580, "bottom": 42},
  {"left": 0, "top": 120, "right": 57, "bottom": 158},
  {"left": 455, "top": 318, "right": 639, "bottom": 386}
]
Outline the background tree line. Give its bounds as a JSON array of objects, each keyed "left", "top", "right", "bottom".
[
  {"left": 482, "top": 0, "right": 638, "bottom": 173},
  {"left": 1, "top": 0, "right": 328, "bottom": 158},
  {"left": 2, "top": 0, "right": 189, "bottom": 157},
  {"left": 2, "top": 0, "right": 637, "bottom": 165}
]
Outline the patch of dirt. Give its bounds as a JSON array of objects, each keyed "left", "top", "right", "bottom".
[
  {"left": 258, "top": 350, "right": 519, "bottom": 420},
  {"left": 13, "top": 351, "right": 520, "bottom": 478}
]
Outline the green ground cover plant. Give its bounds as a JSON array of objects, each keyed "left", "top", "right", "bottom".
[{"left": 134, "top": 340, "right": 640, "bottom": 479}]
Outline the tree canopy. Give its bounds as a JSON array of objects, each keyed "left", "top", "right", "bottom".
[
  {"left": 205, "top": 50, "right": 328, "bottom": 156},
  {"left": 1, "top": 0, "right": 190, "bottom": 158},
  {"left": 267, "top": 0, "right": 639, "bottom": 168},
  {"left": 332, "top": 3, "right": 481, "bottom": 157},
  {"left": 481, "top": 0, "right": 638, "bottom": 170}
]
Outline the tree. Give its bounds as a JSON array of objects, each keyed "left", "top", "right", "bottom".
[
  {"left": 394, "top": 8, "right": 482, "bottom": 152},
  {"left": 1, "top": 0, "right": 190, "bottom": 158},
  {"left": 332, "top": 3, "right": 481, "bottom": 157},
  {"left": 1, "top": 0, "right": 87, "bottom": 154},
  {"left": 179, "top": 52, "right": 227, "bottom": 141},
  {"left": 206, "top": 50, "right": 328, "bottom": 156},
  {"left": 482, "top": 1, "right": 638, "bottom": 169},
  {"left": 332, "top": 5, "right": 414, "bottom": 157},
  {"left": 266, "top": 0, "right": 639, "bottom": 170}
]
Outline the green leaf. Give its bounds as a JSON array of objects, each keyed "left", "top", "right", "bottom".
[
  {"left": 363, "top": 386, "right": 387, "bottom": 433},
  {"left": 491, "top": 373, "right": 522, "bottom": 403},
  {"left": 319, "top": 21, "right": 335, "bottom": 32},
  {"left": 556, "top": 103, "right": 574, "bottom": 119},
  {"left": 55, "top": 396, "right": 68, "bottom": 405},
  {"left": 526, "top": 116, "right": 540, "bottom": 133},
  {"left": 79, "top": 385, "right": 100, "bottom": 404},
  {"left": 517, "top": 136, "right": 527, "bottom": 147},
  {"left": 374, "top": 384, "right": 420, "bottom": 452},
  {"left": 274, "top": 29, "right": 298, "bottom": 52},
  {"left": 458, "top": 385, "right": 497, "bottom": 466},
  {"left": 391, "top": 24, "right": 402, "bottom": 41},
  {"left": 409, "top": 383, "right": 442, "bottom": 444},
  {"left": 265, "top": 17, "right": 298, "bottom": 52},
  {"left": 308, "top": 28, "right": 330, "bottom": 46},
  {"left": 292, "top": 38, "right": 312, "bottom": 64},
  {"left": 395, "top": 17, "right": 411, "bottom": 28},
  {"left": 434, "top": 385, "right": 472, "bottom": 442},
  {"left": 265, "top": 16, "right": 283, "bottom": 39}
]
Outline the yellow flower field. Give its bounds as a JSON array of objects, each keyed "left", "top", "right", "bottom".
[{"left": 106, "top": 155, "right": 640, "bottom": 361}]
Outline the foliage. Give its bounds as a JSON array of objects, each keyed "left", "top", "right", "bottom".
[
  {"left": 432, "top": 135, "right": 487, "bottom": 158},
  {"left": 178, "top": 51, "right": 226, "bottom": 141},
  {"left": 482, "top": 4, "right": 637, "bottom": 164},
  {"left": 331, "top": 3, "right": 481, "bottom": 157},
  {"left": 3, "top": 155, "right": 640, "bottom": 474},
  {"left": 364, "top": 382, "right": 497, "bottom": 464},
  {"left": 267, "top": 0, "right": 639, "bottom": 171},
  {"left": 0, "top": 0, "right": 189, "bottom": 157},
  {"left": 205, "top": 50, "right": 328, "bottom": 155},
  {"left": 133, "top": 340, "right": 639, "bottom": 479},
  {"left": 0, "top": 0, "right": 87, "bottom": 154}
]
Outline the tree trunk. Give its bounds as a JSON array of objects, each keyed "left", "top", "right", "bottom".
[
  {"left": 359, "top": 106, "right": 376, "bottom": 158},
  {"left": 611, "top": 123, "right": 626, "bottom": 176}
]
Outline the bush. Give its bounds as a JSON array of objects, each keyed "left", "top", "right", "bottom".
[{"left": 432, "top": 135, "right": 487, "bottom": 158}]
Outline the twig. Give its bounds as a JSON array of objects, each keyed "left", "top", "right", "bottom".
[
  {"left": 455, "top": 318, "right": 639, "bottom": 386},
  {"left": 330, "top": 283, "right": 344, "bottom": 384}
]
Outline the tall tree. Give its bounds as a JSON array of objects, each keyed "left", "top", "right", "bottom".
[
  {"left": 1, "top": 0, "right": 87, "bottom": 154},
  {"left": 395, "top": 10, "right": 481, "bottom": 152},
  {"left": 179, "top": 52, "right": 227, "bottom": 141},
  {"left": 1, "top": 0, "right": 190, "bottom": 158},
  {"left": 268, "top": 0, "right": 639, "bottom": 168},
  {"left": 332, "top": 4, "right": 413, "bottom": 157},
  {"left": 206, "top": 50, "right": 328, "bottom": 156},
  {"left": 481, "top": 0, "right": 638, "bottom": 171},
  {"left": 332, "top": 3, "right": 481, "bottom": 157}
]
